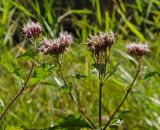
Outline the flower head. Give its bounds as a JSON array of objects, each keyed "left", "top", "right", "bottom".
[
  {"left": 86, "top": 31, "right": 115, "bottom": 54},
  {"left": 38, "top": 32, "right": 73, "bottom": 55},
  {"left": 23, "top": 22, "right": 42, "bottom": 39},
  {"left": 126, "top": 42, "right": 150, "bottom": 56}
]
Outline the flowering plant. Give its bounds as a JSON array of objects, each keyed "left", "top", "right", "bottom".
[{"left": 0, "top": 21, "right": 150, "bottom": 130}]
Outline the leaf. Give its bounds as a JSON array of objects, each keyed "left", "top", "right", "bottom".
[
  {"left": 109, "top": 79, "right": 127, "bottom": 88},
  {"left": 42, "top": 115, "right": 92, "bottom": 130},
  {"left": 54, "top": 77, "right": 72, "bottom": 93},
  {"left": 0, "top": 98, "right": 4, "bottom": 110},
  {"left": 17, "top": 49, "right": 38, "bottom": 58},
  {"left": 5, "top": 126, "right": 24, "bottom": 130},
  {"left": 11, "top": 1, "right": 34, "bottom": 17},
  {"left": 105, "top": 62, "right": 121, "bottom": 80},
  {"left": 33, "top": 63, "right": 56, "bottom": 80},
  {"left": 75, "top": 74, "right": 87, "bottom": 79},
  {"left": 91, "top": 68, "right": 99, "bottom": 76},
  {"left": 143, "top": 71, "right": 157, "bottom": 80},
  {"left": 12, "top": 67, "right": 22, "bottom": 77},
  {"left": 58, "top": 9, "right": 92, "bottom": 22},
  {"left": 117, "top": 110, "right": 131, "bottom": 120},
  {"left": 92, "top": 63, "right": 105, "bottom": 76},
  {"left": 54, "top": 77, "right": 65, "bottom": 88},
  {"left": 109, "top": 111, "right": 130, "bottom": 128},
  {"left": 115, "top": 49, "right": 138, "bottom": 66},
  {"left": 109, "top": 118, "right": 121, "bottom": 129},
  {"left": 96, "top": 0, "right": 102, "bottom": 25},
  {"left": 136, "top": 0, "right": 142, "bottom": 12},
  {"left": 105, "top": 11, "right": 110, "bottom": 31},
  {"left": 117, "top": 9, "right": 145, "bottom": 41}
]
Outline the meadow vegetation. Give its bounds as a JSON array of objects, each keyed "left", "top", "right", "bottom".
[{"left": 0, "top": 0, "right": 160, "bottom": 130}]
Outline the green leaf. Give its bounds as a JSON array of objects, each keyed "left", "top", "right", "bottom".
[
  {"left": 105, "top": 62, "right": 121, "bottom": 80},
  {"left": 11, "top": 1, "right": 34, "bottom": 17},
  {"left": 54, "top": 77, "right": 72, "bottom": 93},
  {"left": 17, "top": 49, "right": 38, "bottom": 58},
  {"left": 33, "top": 63, "right": 55, "bottom": 80},
  {"left": 5, "top": 126, "right": 24, "bottom": 130},
  {"left": 96, "top": 0, "right": 102, "bottom": 25},
  {"left": 117, "top": 9, "right": 145, "bottom": 41},
  {"left": 115, "top": 49, "right": 138, "bottom": 66},
  {"left": 143, "top": 71, "right": 157, "bottom": 80},
  {"left": 109, "top": 79, "right": 127, "bottom": 88},
  {"left": 109, "top": 118, "right": 121, "bottom": 129},
  {"left": 0, "top": 98, "right": 4, "bottom": 110},
  {"left": 92, "top": 63, "right": 105, "bottom": 76},
  {"left": 136, "top": 0, "right": 142, "bottom": 12},
  {"left": 117, "top": 110, "right": 131, "bottom": 120},
  {"left": 54, "top": 77, "right": 65, "bottom": 88},
  {"left": 12, "top": 67, "right": 22, "bottom": 77},
  {"left": 42, "top": 115, "right": 92, "bottom": 130},
  {"left": 75, "top": 74, "right": 87, "bottom": 79},
  {"left": 109, "top": 111, "right": 130, "bottom": 128}
]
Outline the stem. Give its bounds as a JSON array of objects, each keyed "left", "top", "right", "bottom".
[
  {"left": 0, "top": 58, "right": 36, "bottom": 120},
  {"left": 103, "top": 60, "right": 141, "bottom": 130},
  {"left": 69, "top": 93, "right": 96, "bottom": 129},
  {"left": 56, "top": 56, "right": 96, "bottom": 129},
  {"left": 99, "top": 82, "right": 103, "bottom": 129}
]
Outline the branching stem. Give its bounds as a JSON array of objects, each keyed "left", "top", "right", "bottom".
[
  {"left": 103, "top": 59, "right": 142, "bottom": 130},
  {"left": 56, "top": 55, "right": 96, "bottom": 129},
  {"left": 0, "top": 58, "right": 36, "bottom": 120}
]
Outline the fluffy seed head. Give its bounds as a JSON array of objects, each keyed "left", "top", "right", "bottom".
[
  {"left": 86, "top": 31, "right": 115, "bottom": 54},
  {"left": 38, "top": 32, "right": 73, "bottom": 55},
  {"left": 23, "top": 22, "right": 42, "bottom": 39},
  {"left": 127, "top": 42, "right": 150, "bottom": 56}
]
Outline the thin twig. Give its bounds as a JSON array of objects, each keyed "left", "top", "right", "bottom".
[
  {"left": 0, "top": 58, "right": 36, "bottom": 120},
  {"left": 103, "top": 59, "right": 141, "bottom": 130}
]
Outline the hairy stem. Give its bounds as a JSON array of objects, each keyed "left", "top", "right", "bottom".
[
  {"left": 103, "top": 60, "right": 141, "bottom": 130},
  {"left": 0, "top": 58, "right": 36, "bottom": 120},
  {"left": 69, "top": 93, "right": 96, "bottom": 129},
  {"left": 57, "top": 56, "right": 96, "bottom": 129},
  {"left": 99, "top": 82, "right": 103, "bottom": 129}
]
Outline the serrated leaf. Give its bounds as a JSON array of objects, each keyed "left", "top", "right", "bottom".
[
  {"left": 33, "top": 63, "right": 55, "bottom": 80},
  {"left": 143, "top": 71, "right": 157, "bottom": 80},
  {"left": 42, "top": 115, "right": 92, "bottom": 130},
  {"left": 17, "top": 49, "right": 37, "bottom": 58}
]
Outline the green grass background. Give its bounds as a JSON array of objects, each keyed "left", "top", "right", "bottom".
[{"left": 0, "top": 0, "right": 160, "bottom": 129}]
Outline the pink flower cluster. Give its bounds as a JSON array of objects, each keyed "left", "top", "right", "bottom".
[
  {"left": 86, "top": 31, "right": 115, "bottom": 54},
  {"left": 38, "top": 32, "right": 73, "bottom": 55},
  {"left": 23, "top": 22, "right": 42, "bottom": 39},
  {"left": 127, "top": 42, "right": 150, "bottom": 56}
]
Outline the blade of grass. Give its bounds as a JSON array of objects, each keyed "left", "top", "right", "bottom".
[{"left": 11, "top": 1, "right": 34, "bottom": 17}]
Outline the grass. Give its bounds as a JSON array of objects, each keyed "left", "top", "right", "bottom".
[{"left": 0, "top": 0, "right": 160, "bottom": 129}]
